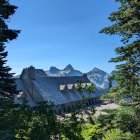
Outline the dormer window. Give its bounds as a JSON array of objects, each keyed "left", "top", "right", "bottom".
[
  {"left": 60, "top": 85, "right": 66, "bottom": 91},
  {"left": 82, "top": 83, "right": 87, "bottom": 88},
  {"left": 67, "top": 84, "right": 74, "bottom": 90},
  {"left": 87, "top": 83, "right": 92, "bottom": 86},
  {"left": 74, "top": 83, "right": 78, "bottom": 88}
]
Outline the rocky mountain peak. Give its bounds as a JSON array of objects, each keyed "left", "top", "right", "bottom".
[
  {"left": 87, "top": 67, "right": 109, "bottom": 89},
  {"left": 64, "top": 64, "right": 73, "bottom": 71},
  {"left": 89, "top": 67, "right": 108, "bottom": 75},
  {"left": 49, "top": 66, "right": 60, "bottom": 74}
]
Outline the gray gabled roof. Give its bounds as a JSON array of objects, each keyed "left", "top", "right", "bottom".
[{"left": 33, "top": 75, "right": 101, "bottom": 105}]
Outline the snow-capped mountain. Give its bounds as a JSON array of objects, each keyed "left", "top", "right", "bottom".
[
  {"left": 87, "top": 68, "right": 109, "bottom": 89},
  {"left": 45, "top": 64, "right": 82, "bottom": 77},
  {"left": 45, "top": 65, "right": 110, "bottom": 89}
]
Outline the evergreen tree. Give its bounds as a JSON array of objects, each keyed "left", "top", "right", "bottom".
[
  {"left": 100, "top": 0, "right": 140, "bottom": 138},
  {"left": 100, "top": 0, "right": 140, "bottom": 102},
  {"left": 0, "top": 0, "right": 20, "bottom": 96}
]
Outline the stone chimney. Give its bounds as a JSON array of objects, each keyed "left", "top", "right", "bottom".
[{"left": 28, "top": 66, "right": 35, "bottom": 80}]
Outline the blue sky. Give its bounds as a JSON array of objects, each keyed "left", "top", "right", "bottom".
[{"left": 7, "top": 0, "right": 122, "bottom": 75}]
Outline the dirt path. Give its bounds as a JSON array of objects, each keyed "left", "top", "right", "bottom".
[{"left": 94, "top": 103, "right": 119, "bottom": 117}]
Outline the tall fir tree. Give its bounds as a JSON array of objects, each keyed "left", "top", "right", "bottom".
[
  {"left": 0, "top": 0, "right": 20, "bottom": 96},
  {"left": 100, "top": 1, "right": 140, "bottom": 138},
  {"left": 100, "top": 0, "right": 140, "bottom": 102}
]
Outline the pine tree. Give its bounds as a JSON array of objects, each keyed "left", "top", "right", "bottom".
[
  {"left": 0, "top": 0, "right": 20, "bottom": 96},
  {"left": 100, "top": 0, "right": 140, "bottom": 102}
]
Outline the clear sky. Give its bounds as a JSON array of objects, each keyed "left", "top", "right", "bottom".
[{"left": 7, "top": 0, "right": 122, "bottom": 75}]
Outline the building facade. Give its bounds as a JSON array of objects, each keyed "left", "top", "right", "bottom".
[{"left": 15, "top": 66, "right": 103, "bottom": 113}]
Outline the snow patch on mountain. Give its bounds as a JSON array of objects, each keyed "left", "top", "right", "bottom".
[{"left": 87, "top": 68, "right": 109, "bottom": 89}]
